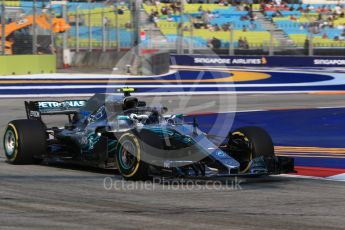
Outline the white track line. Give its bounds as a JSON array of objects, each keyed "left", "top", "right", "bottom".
[
  {"left": 0, "top": 90, "right": 338, "bottom": 98},
  {"left": 1, "top": 75, "right": 344, "bottom": 87},
  {"left": 326, "top": 173, "right": 345, "bottom": 182},
  {"left": 0, "top": 70, "right": 177, "bottom": 79},
  {"left": 278, "top": 174, "right": 326, "bottom": 180},
  {"left": 280, "top": 174, "right": 345, "bottom": 182},
  {"left": 0, "top": 79, "right": 343, "bottom": 88}
]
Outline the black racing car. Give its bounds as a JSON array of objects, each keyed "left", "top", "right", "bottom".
[{"left": 3, "top": 88, "right": 294, "bottom": 180}]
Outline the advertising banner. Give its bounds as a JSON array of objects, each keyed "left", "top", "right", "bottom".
[{"left": 170, "top": 55, "right": 345, "bottom": 67}]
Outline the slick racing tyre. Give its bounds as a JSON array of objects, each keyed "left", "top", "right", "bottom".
[
  {"left": 3, "top": 119, "right": 46, "bottom": 164},
  {"left": 229, "top": 126, "right": 274, "bottom": 173},
  {"left": 115, "top": 133, "right": 149, "bottom": 181}
]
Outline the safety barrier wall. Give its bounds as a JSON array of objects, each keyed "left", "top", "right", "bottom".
[
  {"left": 0, "top": 55, "right": 56, "bottom": 75},
  {"left": 170, "top": 55, "right": 345, "bottom": 67}
]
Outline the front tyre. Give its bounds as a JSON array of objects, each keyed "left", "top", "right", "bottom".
[
  {"left": 3, "top": 119, "right": 46, "bottom": 164},
  {"left": 229, "top": 126, "right": 274, "bottom": 173},
  {"left": 115, "top": 133, "right": 149, "bottom": 180}
]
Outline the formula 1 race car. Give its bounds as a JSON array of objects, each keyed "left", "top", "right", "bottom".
[{"left": 3, "top": 88, "right": 294, "bottom": 180}]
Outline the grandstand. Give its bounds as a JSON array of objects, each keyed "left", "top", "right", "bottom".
[
  {"left": 269, "top": 4, "right": 345, "bottom": 47},
  {"left": 142, "top": 1, "right": 345, "bottom": 52},
  {"left": 1, "top": 0, "right": 344, "bottom": 55},
  {"left": 144, "top": 2, "right": 274, "bottom": 49}
]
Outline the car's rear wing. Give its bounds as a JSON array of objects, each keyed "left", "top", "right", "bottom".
[{"left": 25, "top": 100, "right": 86, "bottom": 121}]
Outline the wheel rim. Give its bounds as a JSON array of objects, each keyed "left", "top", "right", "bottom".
[
  {"left": 119, "top": 140, "right": 136, "bottom": 170},
  {"left": 4, "top": 129, "right": 16, "bottom": 157}
]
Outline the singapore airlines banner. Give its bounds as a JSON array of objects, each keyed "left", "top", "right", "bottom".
[{"left": 170, "top": 55, "right": 345, "bottom": 67}]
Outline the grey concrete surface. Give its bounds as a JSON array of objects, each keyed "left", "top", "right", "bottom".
[{"left": 1, "top": 94, "right": 345, "bottom": 229}]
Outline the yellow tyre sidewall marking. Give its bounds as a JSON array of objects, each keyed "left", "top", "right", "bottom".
[
  {"left": 6, "top": 123, "right": 19, "bottom": 162},
  {"left": 231, "top": 131, "right": 252, "bottom": 173},
  {"left": 117, "top": 133, "right": 141, "bottom": 178}
]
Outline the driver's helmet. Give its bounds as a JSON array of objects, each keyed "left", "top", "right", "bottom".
[{"left": 123, "top": 97, "right": 138, "bottom": 110}]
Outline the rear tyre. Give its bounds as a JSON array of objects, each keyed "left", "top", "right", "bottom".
[
  {"left": 229, "top": 126, "right": 274, "bottom": 173},
  {"left": 115, "top": 133, "right": 149, "bottom": 181},
  {"left": 3, "top": 120, "right": 46, "bottom": 164}
]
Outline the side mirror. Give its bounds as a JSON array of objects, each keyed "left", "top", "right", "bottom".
[
  {"left": 162, "top": 107, "right": 168, "bottom": 114},
  {"left": 138, "top": 101, "right": 146, "bottom": 107},
  {"left": 65, "top": 123, "right": 76, "bottom": 130}
]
